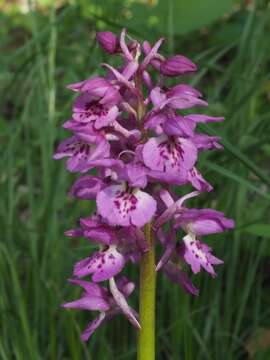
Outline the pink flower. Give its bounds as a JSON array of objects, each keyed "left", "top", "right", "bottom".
[
  {"left": 142, "top": 134, "right": 197, "bottom": 177},
  {"left": 73, "top": 245, "right": 126, "bottom": 282},
  {"left": 54, "top": 28, "right": 234, "bottom": 342},
  {"left": 53, "top": 135, "right": 110, "bottom": 173},
  {"left": 97, "top": 184, "right": 157, "bottom": 227},
  {"left": 96, "top": 31, "right": 119, "bottom": 54},
  {"left": 160, "top": 55, "right": 197, "bottom": 76},
  {"left": 62, "top": 276, "right": 139, "bottom": 342}
]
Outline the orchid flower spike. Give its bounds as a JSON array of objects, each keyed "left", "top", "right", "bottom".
[{"left": 54, "top": 28, "right": 234, "bottom": 342}]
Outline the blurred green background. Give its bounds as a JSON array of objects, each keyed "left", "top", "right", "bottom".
[{"left": 1, "top": 0, "right": 270, "bottom": 359}]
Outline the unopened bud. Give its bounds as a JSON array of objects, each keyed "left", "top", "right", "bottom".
[
  {"left": 96, "top": 31, "right": 119, "bottom": 54},
  {"left": 160, "top": 55, "right": 197, "bottom": 76}
]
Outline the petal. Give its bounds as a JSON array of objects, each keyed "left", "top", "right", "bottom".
[
  {"left": 188, "top": 167, "right": 213, "bottom": 192},
  {"left": 150, "top": 87, "right": 166, "bottom": 107},
  {"left": 143, "top": 135, "right": 197, "bottom": 175},
  {"left": 141, "top": 37, "right": 164, "bottom": 70},
  {"left": 81, "top": 312, "right": 107, "bottom": 342},
  {"left": 120, "top": 28, "right": 133, "bottom": 61},
  {"left": 122, "top": 61, "right": 139, "bottom": 81},
  {"left": 102, "top": 64, "right": 138, "bottom": 95},
  {"left": 142, "top": 70, "right": 153, "bottom": 89},
  {"left": 192, "top": 134, "right": 223, "bottom": 150},
  {"left": 69, "top": 176, "right": 104, "bottom": 199},
  {"left": 191, "top": 217, "right": 234, "bottom": 235},
  {"left": 115, "top": 276, "right": 135, "bottom": 297},
  {"left": 94, "top": 106, "right": 119, "bottom": 129},
  {"left": 130, "top": 189, "right": 157, "bottom": 227},
  {"left": 154, "top": 191, "right": 199, "bottom": 229},
  {"left": 184, "top": 114, "right": 224, "bottom": 123},
  {"left": 64, "top": 228, "right": 83, "bottom": 237},
  {"left": 156, "top": 230, "right": 176, "bottom": 271},
  {"left": 73, "top": 245, "right": 126, "bottom": 282},
  {"left": 144, "top": 113, "right": 167, "bottom": 131},
  {"left": 68, "top": 279, "right": 109, "bottom": 298},
  {"left": 54, "top": 136, "right": 110, "bottom": 173},
  {"left": 182, "top": 234, "right": 223, "bottom": 276},
  {"left": 96, "top": 31, "right": 119, "bottom": 54},
  {"left": 73, "top": 93, "right": 94, "bottom": 113},
  {"left": 82, "top": 77, "right": 112, "bottom": 96},
  {"left": 162, "top": 115, "right": 195, "bottom": 137},
  {"left": 62, "top": 294, "right": 110, "bottom": 311},
  {"left": 97, "top": 184, "right": 157, "bottom": 227},
  {"left": 175, "top": 208, "right": 234, "bottom": 234},
  {"left": 53, "top": 136, "right": 78, "bottom": 159},
  {"left": 163, "top": 263, "right": 199, "bottom": 296},
  {"left": 69, "top": 138, "right": 110, "bottom": 173},
  {"left": 142, "top": 41, "right": 163, "bottom": 70},
  {"left": 117, "top": 164, "right": 148, "bottom": 188},
  {"left": 160, "top": 55, "right": 197, "bottom": 76},
  {"left": 165, "top": 95, "right": 208, "bottom": 110},
  {"left": 159, "top": 189, "right": 174, "bottom": 207},
  {"left": 147, "top": 168, "right": 188, "bottom": 185},
  {"left": 191, "top": 219, "right": 230, "bottom": 235},
  {"left": 109, "top": 277, "right": 141, "bottom": 329},
  {"left": 168, "top": 84, "right": 202, "bottom": 98},
  {"left": 68, "top": 76, "right": 111, "bottom": 97},
  {"left": 84, "top": 229, "right": 116, "bottom": 245}
]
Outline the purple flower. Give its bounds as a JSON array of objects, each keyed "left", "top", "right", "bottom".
[
  {"left": 160, "top": 55, "right": 197, "bottom": 76},
  {"left": 69, "top": 176, "right": 105, "bottom": 199},
  {"left": 72, "top": 93, "right": 120, "bottom": 129},
  {"left": 73, "top": 245, "right": 126, "bottom": 281},
  {"left": 163, "top": 262, "right": 199, "bottom": 296},
  {"left": 150, "top": 86, "right": 207, "bottom": 111},
  {"left": 187, "top": 167, "right": 213, "bottom": 192},
  {"left": 97, "top": 184, "right": 157, "bottom": 227},
  {"left": 144, "top": 86, "right": 207, "bottom": 138},
  {"left": 180, "top": 234, "right": 223, "bottom": 276},
  {"left": 174, "top": 208, "right": 235, "bottom": 235},
  {"left": 62, "top": 276, "right": 139, "bottom": 341},
  {"left": 67, "top": 76, "right": 114, "bottom": 96},
  {"left": 65, "top": 215, "right": 117, "bottom": 245},
  {"left": 53, "top": 135, "right": 110, "bottom": 173},
  {"left": 142, "top": 135, "right": 197, "bottom": 177},
  {"left": 55, "top": 28, "right": 234, "bottom": 342},
  {"left": 96, "top": 31, "right": 119, "bottom": 54},
  {"left": 155, "top": 197, "right": 234, "bottom": 278}
]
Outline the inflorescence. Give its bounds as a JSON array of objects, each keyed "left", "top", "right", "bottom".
[{"left": 54, "top": 29, "right": 234, "bottom": 341}]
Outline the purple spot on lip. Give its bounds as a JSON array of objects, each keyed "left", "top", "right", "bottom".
[
  {"left": 157, "top": 138, "right": 185, "bottom": 171},
  {"left": 113, "top": 191, "right": 138, "bottom": 215},
  {"left": 84, "top": 101, "right": 108, "bottom": 117}
]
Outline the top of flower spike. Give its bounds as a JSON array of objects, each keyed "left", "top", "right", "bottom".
[{"left": 95, "top": 29, "right": 198, "bottom": 78}]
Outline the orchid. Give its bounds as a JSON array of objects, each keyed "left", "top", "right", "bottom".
[{"left": 54, "top": 29, "right": 234, "bottom": 359}]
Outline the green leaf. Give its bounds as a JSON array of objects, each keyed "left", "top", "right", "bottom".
[{"left": 244, "top": 224, "right": 270, "bottom": 238}]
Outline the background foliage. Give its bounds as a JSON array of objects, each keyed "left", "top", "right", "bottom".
[{"left": 1, "top": 0, "right": 270, "bottom": 359}]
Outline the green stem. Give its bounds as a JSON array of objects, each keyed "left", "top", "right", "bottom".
[{"left": 137, "top": 223, "right": 156, "bottom": 360}]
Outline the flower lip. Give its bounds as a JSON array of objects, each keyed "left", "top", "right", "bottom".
[
  {"left": 72, "top": 94, "right": 119, "bottom": 129},
  {"left": 180, "top": 234, "right": 223, "bottom": 277},
  {"left": 97, "top": 184, "right": 157, "bottom": 227},
  {"left": 73, "top": 245, "right": 126, "bottom": 282},
  {"left": 53, "top": 135, "right": 110, "bottom": 173},
  {"left": 142, "top": 135, "right": 198, "bottom": 176}
]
